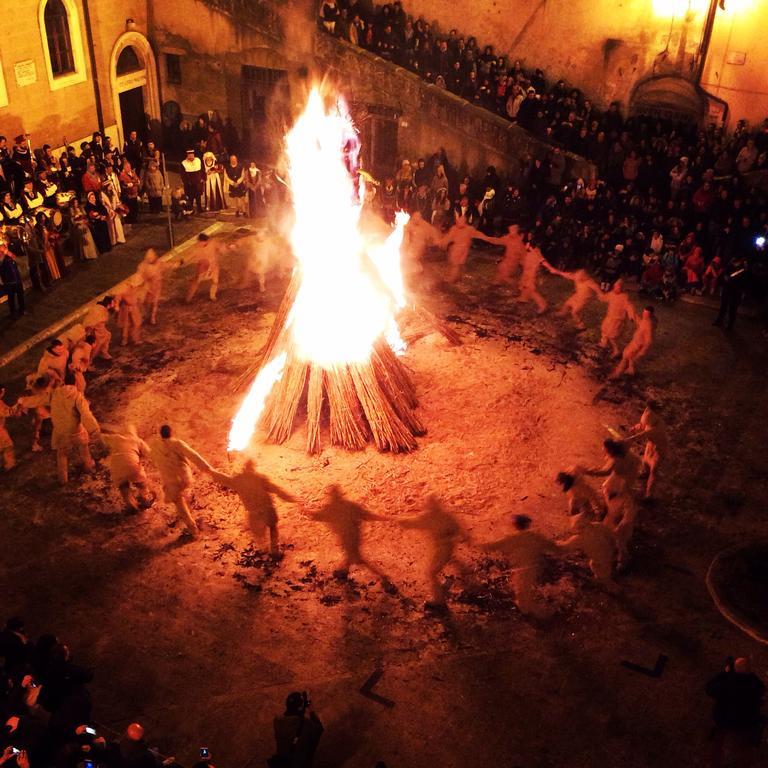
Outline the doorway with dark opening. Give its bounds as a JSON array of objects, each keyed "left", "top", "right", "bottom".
[{"left": 119, "top": 86, "right": 146, "bottom": 141}]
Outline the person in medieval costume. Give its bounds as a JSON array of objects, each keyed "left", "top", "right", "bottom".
[
  {"left": 202, "top": 151, "right": 224, "bottom": 212},
  {"left": 224, "top": 154, "right": 247, "bottom": 217},
  {"left": 181, "top": 149, "right": 204, "bottom": 214}
]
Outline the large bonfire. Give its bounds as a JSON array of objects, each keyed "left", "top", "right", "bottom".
[{"left": 228, "top": 86, "right": 425, "bottom": 454}]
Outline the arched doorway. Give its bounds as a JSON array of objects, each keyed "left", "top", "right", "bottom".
[{"left": 110, "top": 31, "right": 161, "bottom": 148}]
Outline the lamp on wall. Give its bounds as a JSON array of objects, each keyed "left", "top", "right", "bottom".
[{"left": 126, "top": 18, "right": 137, "bottom": 30}]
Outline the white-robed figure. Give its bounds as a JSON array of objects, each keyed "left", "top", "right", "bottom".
[
  {"left": 555, "top": 468, "right": 604, "bottom": 525},
  {"left": 202, "top": 151, "right": 224, "bottom": 211},
  {"left": 583, "top": 439, "right": 642, "bottom": 568},
  {"left": 627, "top": 400, "right": 668, "bottom": 499},
  {"left": 184, "top": 232, "right": 223, "bottom": 302},
  {"left": 101, "top": 424, "right": 153, "bottom": 513},
  {"left": 37, "top": 339, "right": 68, "bottom": 385},
  {"left": 50, "top": 369, "right": 99, "bottom": 485},
  {"left": 148, "top": 424, "right": 213, "bottom": 538},
  {"left": 558, "top": 515, "right": 617, "bottom": 585},
  {"left": 597, "top": 279, "right": 637, "bottom": 356},
  {"left": 136, "top": 248, "right": 174, "bottom": 325},
  {"left": 481, "top": 514, "right": 558, "bottom": 617},
  {"left": 101, "top": 185, "right": 126, "bottom": 246},
  {"left": 84, "top": 295, "right": 115, "bottom": 361}
]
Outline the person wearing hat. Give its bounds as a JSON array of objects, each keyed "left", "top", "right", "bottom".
[
  {"left": 37, "top": 168, "right": 58, "bottom": 208},
  {"left": 11, "top": 135, "right": 34, "bottom": 182},
  {"left": 181, "top": 149, "right": 204, "bottom": 214},
  {"left": 481, "top": 514, "right": 558, "bottom": 616},
  {"left": 272, "top": 692, "right": 324, "bottom": 768}
]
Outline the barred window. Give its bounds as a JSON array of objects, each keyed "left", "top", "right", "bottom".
[{"left": 44, "top": 0, "right": 75, "bottom": 76}]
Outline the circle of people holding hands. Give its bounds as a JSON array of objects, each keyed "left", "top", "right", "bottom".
[{"left": 1, "top": 204, "right": 668, "bottom": 619}]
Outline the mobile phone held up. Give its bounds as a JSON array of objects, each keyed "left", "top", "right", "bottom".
[{"left": 200, "top": 748, "right": 210, "bottom": 759}]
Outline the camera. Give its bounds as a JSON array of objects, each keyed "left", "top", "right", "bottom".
[{"left": 199, "top": 748, "right": 210, "bottom": 759}]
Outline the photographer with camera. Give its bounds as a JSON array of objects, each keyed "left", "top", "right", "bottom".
[{"left": 269, "top": 692, "right": 323, "bottom": 768}]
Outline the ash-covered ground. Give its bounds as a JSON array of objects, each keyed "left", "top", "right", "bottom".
[{"left": 2, "top": 240, "right": 767, "bottom": 768}]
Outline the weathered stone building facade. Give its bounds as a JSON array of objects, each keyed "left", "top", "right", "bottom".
[
  {"left": 2, "top": 0, "right": 764, "bottom": 178},
  {"left": 0, "top": 0, "right": 158, "bottom": 151}
]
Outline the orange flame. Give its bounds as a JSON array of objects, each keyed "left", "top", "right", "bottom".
[{"left": 227, "top": 86, "right": 409, "bottom": 451}]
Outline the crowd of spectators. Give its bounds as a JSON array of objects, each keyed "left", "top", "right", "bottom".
[
  {"left": 373, "top": 137, "right": 767, "bottom": 312},
  {"left": 0, "top": 617, "right": 331, "bottom": 768},
  {"left": 319, "top": 1, "right": 768, "bottom": 312},
  {"left": 0, "top": 129, "right": 167, "bottom": 305},
  {"left": 0, "top": 111, "right": 274, "bottom": 318}
]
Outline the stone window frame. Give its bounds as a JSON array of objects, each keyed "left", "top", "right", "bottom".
[
  {"left": 38, "top": 0, "right": 87, "bottom": 91},
  {"left": 0, "top": 58, "right": 8, "bottom": 108}
]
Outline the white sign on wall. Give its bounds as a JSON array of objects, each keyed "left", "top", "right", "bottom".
[{"left": 14, "top": 60, "right": 37, "bottom": 87}]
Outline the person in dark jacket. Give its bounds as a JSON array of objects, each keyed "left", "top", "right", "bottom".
[
  {"left": 706, "top": 657, "right": 765, "bottom": 767},
  {"left": 713, "top": 255, "right": 749, "bottom": 329},
  {"left": 272, "top": 692, "right": 323, "bottom": 768},
  {"left": 0, "top": 240, "right": 25, "bottom": 316}
]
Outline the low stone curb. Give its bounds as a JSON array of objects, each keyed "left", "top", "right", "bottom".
[{"left": 0, "top": 221, "right": 224, "bottom": 370}]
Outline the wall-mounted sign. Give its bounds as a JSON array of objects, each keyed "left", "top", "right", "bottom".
[
  {"left": 726, "top": 51, "right": 746, "bottom": 65},
  {"left": 116, "top": 69, "right": 147, "bottom": 91},
  {"left": 14, "top": 60, "right": 37, "bottom": 87}
]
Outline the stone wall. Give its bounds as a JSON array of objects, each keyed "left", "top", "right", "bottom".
[{"left": 314, "top": 34, "right": 592, "bottom": 182}]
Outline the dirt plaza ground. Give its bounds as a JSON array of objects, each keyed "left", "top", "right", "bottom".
[{"left": 2, "top": 237, "right": 768, "bottom": 768}]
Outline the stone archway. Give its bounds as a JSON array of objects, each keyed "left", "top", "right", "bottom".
[{"left": 110, "top": 31, "right": 161, "bottom": 148}]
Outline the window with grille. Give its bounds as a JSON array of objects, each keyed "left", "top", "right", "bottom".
[
  {"left": 44, "top": 0, "right": 75, "bottom": 76},
  {"left": 166, "top": 53, "right": 182, "bottom": 85}
]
